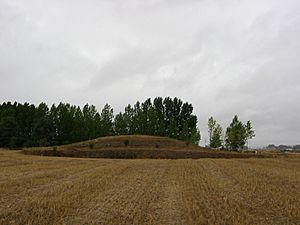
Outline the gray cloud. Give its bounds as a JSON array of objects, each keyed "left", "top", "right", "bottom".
[{"left": 0, "top": 0, "right": 300, "bottom": 147}]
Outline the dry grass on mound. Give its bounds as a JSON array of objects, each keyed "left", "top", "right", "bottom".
[
  {"left": 21, "top": 135, "right": 300, "bottom": 159},
  {"left": 68, "top": 135, "right": 199, "bottom": 150}
]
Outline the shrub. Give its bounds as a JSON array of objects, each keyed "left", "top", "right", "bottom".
[
  {"left": 51, "top": 146, "right": 60, "bottom": 156},
  {"left": 89, "top": 142, "right": 95, "bottom": 149},
  {"left": 123, "top": 140, "right": 129, "bottom": 147}
]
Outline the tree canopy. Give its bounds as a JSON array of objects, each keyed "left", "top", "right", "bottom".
[
  {"left": 111, "top": 97, "right": 200, "bottom": 144},
  {"left": 207, "top": 116, "right": 223, "bottom": 148},
  {"left": 0, "top": 97, "right": 201, "bottom": 148},
  {"left": 225, "top": 115, "right": 255, "bottom": 150}
]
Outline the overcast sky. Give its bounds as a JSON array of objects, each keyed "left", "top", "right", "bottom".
[{"left": 1, "top": 0, "right": 299, "bottom": 147}]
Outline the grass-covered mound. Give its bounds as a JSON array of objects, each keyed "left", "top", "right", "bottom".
[{"left": 22, "top": 135, "right": 270, "bottom": 159}]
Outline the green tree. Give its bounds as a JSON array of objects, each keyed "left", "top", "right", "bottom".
[
  {"left": 245, "top": 120, "right": 255, "bottom": 148},
  {"left": 49, "top": 104, "right": 59, "bottom": 145},
  {"left": 32, "top": 103, "right": 51, "bottom": 146},
  {"left": 131, "top": 101, "right": 142, "bottom": 134},
  {"left": 114, "top": 112, "right": 127, "bottom": 135},
  {"left": 100, "top": 104, "right": 114, "bottom": 136},
  {"left": 153, "top": 97, "right": 165, "bottom": 136},
  {"left": 141, "top": 98, "right": 157, "bottom": 135},
  {"left": 225, "top": 115, "right": 254, "bottom": 150},
  {"left": 211, "top": 124, "right": 223, "bottom": 148},
  {"left": 168, "top": 117, "right": 178, "bottom": 138},
  {"left": 0, "top": 116, "right": 18, "bottom": 147},
  {"left": 72, "top": 106, "right": 85, "bottom": 142},
  {"left": 191, "top": 127, "right": 201, "bottom": 145},
  {"left": 56, "top": 103, "right": 74, "bottom": 145},
  {"left": 15, "top": 102, "right": 36, "bottom": 146},
  {"left": 123, "top": 104, "right": 134, "bottom": 134},
  {"left": 0, "top": 97, "right": 202, "bottom": 147},
  {"left": 208, "top": 116, "right": 216, "bottom": 146},
  {"left": 82, "top": 104, "right": 99, "bottom": 140},
  {"left": 207, "top": 117, "right": 223, "bottom": 148}
]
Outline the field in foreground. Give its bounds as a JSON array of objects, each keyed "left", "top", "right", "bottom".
[{"left": 0, "top": 150, "right": 299, "bottom": 225}]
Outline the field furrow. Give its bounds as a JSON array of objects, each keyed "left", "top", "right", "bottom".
[{"left": 1, "top": 151, "right": 299, "bottom": 225}]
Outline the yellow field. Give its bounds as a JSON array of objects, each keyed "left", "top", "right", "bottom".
[{"left": 0, "top": 150, "right": 299, "bottom": 225}]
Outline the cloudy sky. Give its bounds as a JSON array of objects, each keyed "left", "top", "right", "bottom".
[{"left": 1, "top": 0, "right": 299, "bottom": 147}]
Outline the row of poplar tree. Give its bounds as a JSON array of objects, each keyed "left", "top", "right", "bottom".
[
  {"left": 207, "top": 116, "right": 255, "bottom": 149},
  {"left": 0, "top": 97, "right": 200, "bottom": 148}
]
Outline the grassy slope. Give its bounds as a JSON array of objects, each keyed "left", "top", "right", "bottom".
[
  {"left": 23, "top": 135, "right": 300, "bottom": 159},
  {"left": 21, "top": 135, "right": 276, "bottom": 159}
]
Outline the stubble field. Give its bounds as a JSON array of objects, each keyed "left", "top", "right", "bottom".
[{"left": 0, "top": 150, "right": 299, "bottom": 225}]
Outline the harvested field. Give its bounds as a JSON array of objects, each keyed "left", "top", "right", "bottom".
[{"left": 0, "top": 150, "right": 299, "bottom": 225}]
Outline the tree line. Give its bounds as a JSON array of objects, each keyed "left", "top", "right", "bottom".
[
  {"left": 0, "top": 97, "right": 200, "bottom": 148},
  {"left": 207, "top": 115, "right": 255, "bottom": 150}
]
